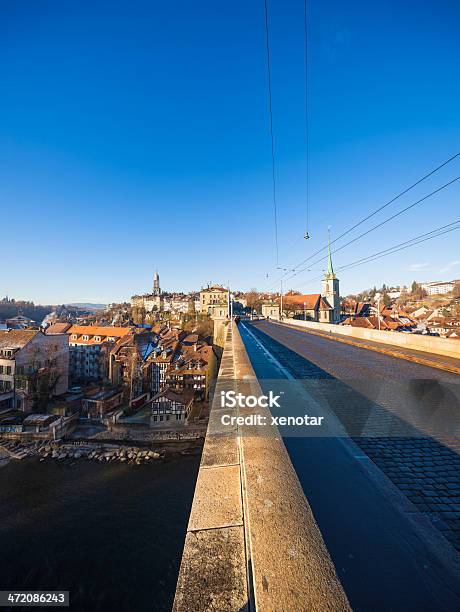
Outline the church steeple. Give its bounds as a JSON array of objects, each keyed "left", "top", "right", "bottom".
[
  {"left": 322, "top": 230, "right": 340, "bottom": 323},
  {"left": 153, "top": 270, "right": 161, "bottom": 296},
  {"left": 326, "top": 230, "right": 336, "bottom": 279}
]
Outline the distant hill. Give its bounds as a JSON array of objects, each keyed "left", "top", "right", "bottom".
[
  {"left": 68, "top": 303, "right": 107, "bottom": 310},
  {"left": 0, "top": 300, "right": 53, "bottom": 322}
]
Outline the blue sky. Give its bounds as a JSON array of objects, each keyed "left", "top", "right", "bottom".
[{"left": 1, "top": 0, "right": 460, "bottom": 304}]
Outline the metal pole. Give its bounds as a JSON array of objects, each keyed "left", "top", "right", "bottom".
[
  {"left": 378, "top": 296, "right": 381, "bottom": 331},
  {"left": 304, "top": 302, "right": 307, "bottom": 323},
  {"left": 280, "top": 279, "right": 283, "bottom": 321}
]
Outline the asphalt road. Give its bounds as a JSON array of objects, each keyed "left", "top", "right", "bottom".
[{"left": 239, "top": 319, "right": 460, "bottom": 612}]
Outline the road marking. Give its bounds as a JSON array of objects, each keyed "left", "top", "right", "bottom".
[{"left": 240, "top": 323, "right": 294, "bottom": 380}]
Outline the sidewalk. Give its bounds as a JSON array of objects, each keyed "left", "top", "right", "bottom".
[{"left": 277, "top": 319, "right": 460, "bottom": 375}]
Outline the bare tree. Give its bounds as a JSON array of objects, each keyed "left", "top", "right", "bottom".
[{"left": 245, "top": 288, "right": 262, "bottom": 313}]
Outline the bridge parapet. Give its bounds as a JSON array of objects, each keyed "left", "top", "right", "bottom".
[
  {"left": 273, "top": 316, "right": 460, "bottom": 360},
  {"left": 173, "top": 323, "right": 350, "bottom": 612}
]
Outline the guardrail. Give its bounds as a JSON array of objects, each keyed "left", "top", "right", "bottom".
[{"left": 173, "top": 322, "right": 350, "bottom": 611}]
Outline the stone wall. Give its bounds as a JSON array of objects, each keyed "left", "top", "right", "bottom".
[{"left": 273, "top": 317, "right": 460, "bottom": 360}]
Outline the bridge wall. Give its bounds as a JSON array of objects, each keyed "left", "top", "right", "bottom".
[
  {"left": 173, "top": 322, "right": 350, "bottom": 612},
  {"left": 271, "top": 317, "right": 460, "bottom": 360}
]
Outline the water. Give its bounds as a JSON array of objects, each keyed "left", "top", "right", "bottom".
[{"left": 0, "top": 454, "right": 200, "bottom": 612}]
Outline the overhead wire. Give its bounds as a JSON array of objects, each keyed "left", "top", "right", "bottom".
[
  {"left": 266, "top": 151, "right": 460, "bottom": 288},
  {"left": 286, "top": 219, "right": 460, "bottom": 291},
  {"left": 303, "top": 0, "right": 309, "bottom": 239},
  {"left": 265, "top": 172, "right": 460, "bottom": 291},
  {"left": 263, "top": 0, "right": 279, "bottom": 266}
]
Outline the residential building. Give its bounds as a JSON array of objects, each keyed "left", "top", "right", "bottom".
[
  {"left": 280, "top": 293, "right": 334, "bottom": 322},
  {"left": 82, "top": 389, "right": 124, "bottom": 419},
  {"left": 6, "top": 313, "right": 36, "bottom": 329},
  {"left": 67, "top": 325, "right": 133, "bottom": 382},
  {"left": 109, "top": 330, "right": 159, "bottom": 404},
  {"left": 165, "top": 344, "right": 217, "bottom": 401},
  {"left": 145, "top": 326, "right": 185, "bottom": 393},
  {"left": 420, "top": 280, "right": 456, "bottom": 295},
  {"left": 341, "top": 309, "right": 417, "bottom": 332},
  {"left": 150, "top": 388, "right": 195, "bottom": 424},
  {"left": 261, "top": 304, "right": 279, "bottom": 318},
  {"left": 0, "top": 330, "right": 69, "bottom": 412},
  {"left": 200, "top": 284, "right": 229, "bottom": 315},
  {"left": 45, "top": 322, "right": 72, "bottom": 334}
]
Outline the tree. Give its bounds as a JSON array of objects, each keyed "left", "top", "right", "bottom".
[
  {"left": 184, "top": 315, "right": 214, "bottom": 339},
  {"left": 188, "top": 298, "right": 196, "bottom": 316},
  {"left": 281, "top": 301, "right": 299, "bottom": 319},
  {"left": 25, "top": 345, "right": 61, "bottom": 412},
  {"left": 245, "top": 288, "right": 262, "bottom": 313},
  {"left": 410, "top": 281, "right": 427, "bottom": 300},
  {"left": 132, "top": 306, "right": 147, "bottom": 325}
]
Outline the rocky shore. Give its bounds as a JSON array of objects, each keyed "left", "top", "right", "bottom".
[{"left": 0, "top": 440, "right": 165, "bottom": 466}]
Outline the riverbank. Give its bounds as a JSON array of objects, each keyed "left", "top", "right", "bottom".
[{"left": 0, "top": 437, "right": 203, "bottom": 467}]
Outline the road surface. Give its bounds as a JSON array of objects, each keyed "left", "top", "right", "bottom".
[{"left": 239, "top": 319, "right": 460, "bottom": 612}]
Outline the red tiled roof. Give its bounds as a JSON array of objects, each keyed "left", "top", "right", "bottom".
[
  {"left": 0, "top": 329, "right": 39, "bottom": 350},
  {"left": 279, "top": 294, "right": 321, "bottom": 309},
  {"left": 45, "top": 323, "right": 72, "bottom": 334},
  {"left": 68, "top": 325, "right": 132, "bottom": 337}
]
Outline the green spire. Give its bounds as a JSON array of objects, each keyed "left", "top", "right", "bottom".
[{"left": 327, "top": 230, "right": 335, "bottom": 278}]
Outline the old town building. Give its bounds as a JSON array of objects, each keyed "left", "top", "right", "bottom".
[
  {"left": 108, "top": 330, "right": 159, "bottom": 405},
  {"left": 150, "top": 388, "right": 195, "bottom": 424},
  {"left": 165, "top": 343, "right": 217, "bottom": 401},
  {"left": 66, "top": 325, "right": 133, "bottom": 382},
  {"left": 199, "top": 284, "right": 229, "bottom": 316},
  {"left": 0, "top": 329, "right": 69, "bottom": 412},
  {"left": 131, "top": 271, "right": 163, "bottom": 313}
]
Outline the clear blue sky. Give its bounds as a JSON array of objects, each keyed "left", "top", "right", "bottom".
[{"left": 1, "top": 0, "right": 460, "bottom": 304}]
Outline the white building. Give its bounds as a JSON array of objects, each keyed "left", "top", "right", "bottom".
[{"left": 420, "top": 281, "right": 455, "bottom": 295}]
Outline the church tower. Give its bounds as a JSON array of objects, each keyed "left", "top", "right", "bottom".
[
  {"left": 153, "top": 270, "right": 161, "bottom": 296},
  {"left": 321, "top": 237, "right": 340, "bottom": 323}
]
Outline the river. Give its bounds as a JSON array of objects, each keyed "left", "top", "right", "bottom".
[{"left": 0, "top": 454, "right": 200, "bottom": 611}]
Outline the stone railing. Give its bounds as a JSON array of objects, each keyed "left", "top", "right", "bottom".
[
  {"left": 272, "top": 316, "right": 460, "bottom": 360},
  {"left": 173, "top": 323, "right": 350, "bottom": 611}
]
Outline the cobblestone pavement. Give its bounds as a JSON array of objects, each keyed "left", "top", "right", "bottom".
[
  {"left": 246, "top": 321, "right": 460, "bottom": 552},
  {"left": 358, "top": 437, "right": 460, "bottom": 552}
]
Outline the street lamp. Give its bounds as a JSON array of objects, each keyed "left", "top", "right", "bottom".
[
  {"left": 276, "top": 267, "right": 295, "bottom": 323},
  {"left": 280, "top": 278, "right": 283, "bottom": 321},
  {"left": 375, "top": 292, "right": 382, "bottom": 331}
]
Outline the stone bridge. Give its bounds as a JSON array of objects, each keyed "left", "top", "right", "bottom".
[{"left": 173, "top": 318, "right": 460, "bottom": 611}]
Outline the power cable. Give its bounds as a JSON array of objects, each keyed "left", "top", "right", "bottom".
[{"left": 264, "top": 0, "right": 279, "bottom": 266}]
